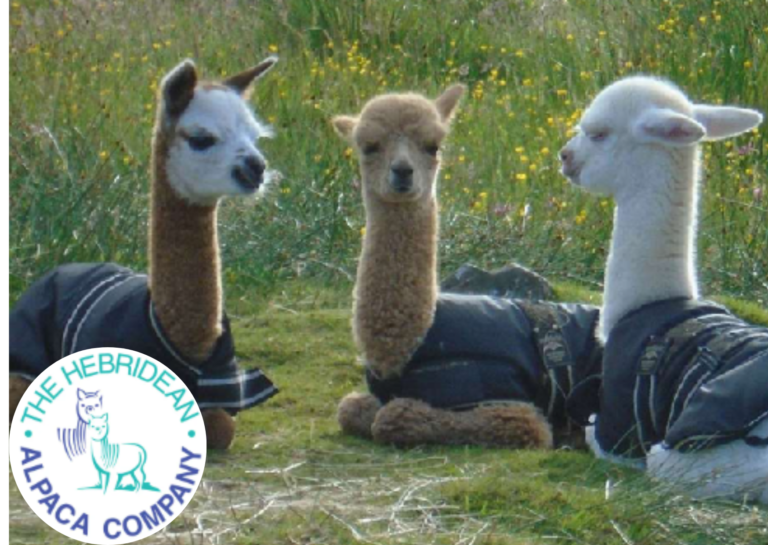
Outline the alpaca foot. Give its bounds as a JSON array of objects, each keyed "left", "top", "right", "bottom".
[
  {"left": 372, "top": 399, "right": 553, "bottom": 449},
  {"left": 337, "top": 392, "right": 382, "bottom": 439},
  {"left": 9, "top": 375, "right": 32, "bottom": 425},
  {"left": 371, "top": 399, "right": 445, "bottom": 446},
  {"left": 466, "top": 403, "right": 553, "bottom": 448},
  {"left": 202, "top": 408, "right": 236, "bottom": 450}
]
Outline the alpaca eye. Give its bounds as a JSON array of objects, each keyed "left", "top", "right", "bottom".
[
  {"left": 362, "top": 143, "right": 381, "bottom": 156},
  {"left": 424, "top": 144, "right": 439, "bottom": 156},
  {"left": 188, "top": 134, "right": 217, "bottom": 151},
  {"left": 589, "top": 131, "right": 609, "bottom": 142}
]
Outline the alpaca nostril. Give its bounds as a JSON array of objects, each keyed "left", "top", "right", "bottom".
[
  {"left": 244, "top": 156, "right": 266, "bottom": 178},
  {"left": 390, "top": 164, "right": 414, "bottom": 193},
  {"left": 391, "top": 164, "right": 414, "bottom": 178},
  {"left": 560, "top": 149, "right": 571, "bottom": 164}
]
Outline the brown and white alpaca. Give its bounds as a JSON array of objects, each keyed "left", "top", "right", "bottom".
[
  {"left": 333, "top": 87, "right": 552, "bottom": 448},
  {"left": 149, "top": 57, "right": 279, "bottom": 448},
  {"left": 9, "top": 57, "right": 279, "bottom": 450}
]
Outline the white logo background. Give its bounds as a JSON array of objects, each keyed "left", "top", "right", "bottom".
[{"left": 10, "top": 348, "right": 207, "bottom": 545}]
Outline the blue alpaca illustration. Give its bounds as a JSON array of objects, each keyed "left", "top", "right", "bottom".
[
  {"left": 58, "top": 389, "right": 102, "bottom": 460},
  {"left": 87, "top": 413, "right": 147, "bottom": 494}
]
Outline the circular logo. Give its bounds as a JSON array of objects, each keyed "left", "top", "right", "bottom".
[{"left": 10, "top": 348, "right": 207, "bottom": 544}]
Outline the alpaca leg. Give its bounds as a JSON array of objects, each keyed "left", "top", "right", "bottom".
[
  {"left": 202, "top": 408, "right": 236, "bottom": 450},
  {"left": 102, "top": 472, "right": 118, "bottom": 494},
  {"left": 9, "top": 375, "right": 31, "bottom": 425},
  {"left": 337, "top": 392, "right": 382, "bottom": 439},
  {"left": 648, "top": 420, "right": 768, "bottom": 502},
  {"left": 585, "top": 425, "right": 646, "bottom": 469},
  {"left": 372, "top": 399, "right": 554, "bottom": 449},
  {"left": 465, "top": 404, "right": 553, "bottom": 448},
  {"left": 134, "top": 467, "right": 146, "bottom": 493}
]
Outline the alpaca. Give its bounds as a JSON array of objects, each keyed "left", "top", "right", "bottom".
[
  {"left": 58, "top": 389, "right": 103, "bottom": 461},
  {"left": 335, "top": 88, "right": 458, "bottom": 381},
  {"left": 147, "top": 57, "right": 280, "bottom": 449},
  {"left": 9, "top": 57, "right": 280, "bottom": 450},
  {"left": 87, "top": 413, "right": 147, "bottom": 494},
  {"left": 333, "top": 87, "right": 601, "bottom": 448},
  {"left": 560, "top": 75, "right": 767, "bottom": 501}
]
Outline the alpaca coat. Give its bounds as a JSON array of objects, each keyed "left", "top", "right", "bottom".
[
  {"left": 366, "top": 293, "right": 602, "bottom": 427},
  {"left": 10, "top": 263, "right": 277, "bottom": 413},
  {"left": 589, "top": 298, "right": 768, "bottom": 457}
]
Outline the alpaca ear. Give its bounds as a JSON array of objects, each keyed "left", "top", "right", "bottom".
[
  {"left": 435, "top": 84, "right": 466, "bottom": 122},
  {"left": 77, "top": 388, "right": 85, "bottom": 401},
  {"left": 161, "top": 59, "right": 198, "bottom": 118},
  {"left": 633, "top": 108, "right": 705, "bottom": 147},
  {"left": 224, "top": 55, "right": 278, "bottom": 97},
  {"left": 332, "top": 115, "right": 358, "bottom": 140},
  {"left": 693, "top": 104, "right": 763, "bottom": 141}
]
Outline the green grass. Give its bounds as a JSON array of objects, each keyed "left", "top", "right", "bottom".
[
  {"left": 10, "top": 282, "right": 768, "bottom": 544},
  {"left": 8, "top": 0, "right": 768, "bottom": 304}
]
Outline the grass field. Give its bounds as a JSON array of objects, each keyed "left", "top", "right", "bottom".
[
  {"left": 9, "top": 283, "right": 768, "bottom": 544},
  {"left": 8, "top": 0, "right": 768, "bottom": 543}
]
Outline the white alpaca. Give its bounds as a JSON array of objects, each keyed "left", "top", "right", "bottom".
[{"left": 560, "top": 76, "right": 766, "bottom": 501}]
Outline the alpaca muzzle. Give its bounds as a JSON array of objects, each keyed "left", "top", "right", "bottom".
[
  {"left": 559, "top": 149, "right": 582, "bottom": 182},
  {"left": 232, "top": 156, "right": 266, "bottom": 191},
  {"left": 389, "top": 164, "right": 414, "bottom": 193}
]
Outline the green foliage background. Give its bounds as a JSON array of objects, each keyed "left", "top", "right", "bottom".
[{"left": 9, "top": 0, "right": 768, "bottom": 303}]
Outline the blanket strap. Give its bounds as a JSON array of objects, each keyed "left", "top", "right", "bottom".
[
  {"left": 518, "top": 302, "right": 575, "bottom": 420},
  {"left": 633, "top": 313, "right": 757, "bottom": 452}
]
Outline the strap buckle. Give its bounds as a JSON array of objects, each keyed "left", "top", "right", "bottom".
[
  {"left": 637, "top": 337, "right": 671, "bottom": 375},
  {"left": 541, "top": 328, "right": 573, "bottom": 369}
]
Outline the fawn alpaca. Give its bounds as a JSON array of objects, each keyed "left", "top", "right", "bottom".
[
  {"left": 10, "top": 57, "right": 280, "bottom": 449},
  {"left": 333, "top": 87, "right": 600, "bottom": 448}
]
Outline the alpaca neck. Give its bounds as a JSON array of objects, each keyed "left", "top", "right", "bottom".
[
  {"left": 148, "top": 127, "right": 223, "bottom": 362},
  {"left": 91, "top": 433, "right": 118, "bottom": 465},
  {"left": 354, "top": 189, "right": 439, "bottom": 372},
  {"left": 601, "top": 150, "right": 699, "bottom": 340}
]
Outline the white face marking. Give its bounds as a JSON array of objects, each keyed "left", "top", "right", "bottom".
[{"left": 166, "top": 88, "right": 274, "bottom": 205}]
